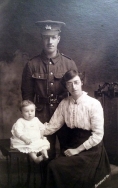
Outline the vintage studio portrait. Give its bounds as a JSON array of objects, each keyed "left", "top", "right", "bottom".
[{"left": 0, "top": 0, "right": 118, "bottom": 188}]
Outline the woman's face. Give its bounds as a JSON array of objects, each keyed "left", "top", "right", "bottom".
[{"left": 66, "top": 75, "right": 83, "bottom": 98}]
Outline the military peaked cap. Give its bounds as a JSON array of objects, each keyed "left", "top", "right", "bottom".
[{"left": 35, "top": 20, "right": 66, "bottom": 35}]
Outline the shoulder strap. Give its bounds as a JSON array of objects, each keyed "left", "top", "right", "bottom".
[
  {"left": 30, "top": 54, "right": 40, "bottom": 61},
  {"left": 61, "top": 53, "right": 72, "bottom": 60}
]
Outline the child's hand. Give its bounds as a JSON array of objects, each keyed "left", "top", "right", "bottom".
[
  {"left": 25, "top": 138, "right": 32, "bottom": 145},
  {"left": 20, "top": 135, "right": 32, "bottom": 145}
]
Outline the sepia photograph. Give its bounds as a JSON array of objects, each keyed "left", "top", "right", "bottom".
[{"left": 0, "top": 0, "right": 118, "bottom": 187}]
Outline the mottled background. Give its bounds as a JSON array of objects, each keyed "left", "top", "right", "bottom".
[{"left": 0, "top": 0, "right": 118, "bottom": 160}]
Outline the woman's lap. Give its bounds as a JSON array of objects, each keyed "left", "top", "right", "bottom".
[{"left": 46, "top": 143, "right": 111, "bottom": 188}]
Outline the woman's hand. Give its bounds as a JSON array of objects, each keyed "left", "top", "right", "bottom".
[
  {"left": 40, "top": 130, "right": 44, "bottom": 139},
  {"left": 64, "top": 144, "right": 85, "bottom": 156},
  {"left": 64, "top": 148, "right": 79, "bottom": 156}
]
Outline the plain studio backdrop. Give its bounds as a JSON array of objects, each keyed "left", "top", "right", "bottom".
[{"left": 0, "top": 0, "right": 118, "bottom": 165}]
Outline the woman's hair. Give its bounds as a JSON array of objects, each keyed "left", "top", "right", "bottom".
[
  {"left": 61, "top": 70, "right": 85, "bottom": 88},
  {"left": 19, "top": 100, "right": 36, "bottom": 111}
]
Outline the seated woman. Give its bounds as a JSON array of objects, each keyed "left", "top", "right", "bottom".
[{"left": 44, "top": 70, "right": 111, "bottom": 188}]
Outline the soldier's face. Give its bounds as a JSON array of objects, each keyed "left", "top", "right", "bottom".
[{"left": 42, "top": 35, "right": 60, "bottom": 54}]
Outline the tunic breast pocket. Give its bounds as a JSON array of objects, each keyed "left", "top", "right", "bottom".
[
  {"left": 54, "top": 72, "right": 65, "bottom": 91},
  {"left": 54, "top": 73, "right": 64, "bottom": 80},
  {"left": 32, "top": 72, "right": 48, "bottom": 96},
  {"left": 32, "top": 73, "right": 47, "bottom": 80}
]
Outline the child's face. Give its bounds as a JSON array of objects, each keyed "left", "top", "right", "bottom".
[{"left": 22, "top": 104, "right": 35, "bottom": 121}]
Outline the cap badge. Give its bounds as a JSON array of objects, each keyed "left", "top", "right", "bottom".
[{"left": 45, "top": 25, "right": 52, "bottom": 30}]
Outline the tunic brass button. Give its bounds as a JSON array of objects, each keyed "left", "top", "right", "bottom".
[
  {"left": 50, "top": 72, "right": 53, "bottom": 75},
  {"left": 51, "top": 83, "right": 54, "bottom": 86},
  {"left": 49, "top": 62, "right": 52, "bottom": 65}
]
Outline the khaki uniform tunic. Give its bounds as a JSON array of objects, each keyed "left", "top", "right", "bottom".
[{"left": 21, "top": 50, "right": 78, "bottom": 122}]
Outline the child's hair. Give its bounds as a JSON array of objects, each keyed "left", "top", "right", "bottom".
[{"left": 20, "top": 100, "right": 36, "bottom": 112}]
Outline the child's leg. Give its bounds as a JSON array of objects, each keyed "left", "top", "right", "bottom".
[
  {"left": 41, "top": 149, "right": 49, "bottom": 159},
  {"left": 29, "top": 152, "right": 43, "bottom": 163}
]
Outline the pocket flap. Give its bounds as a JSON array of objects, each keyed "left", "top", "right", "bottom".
[
  {"left": 32, "top": 73, "right": 47, "bottom": 79},
  {"left": 54, "top": 73, "right": 64, "bottom": 79}
]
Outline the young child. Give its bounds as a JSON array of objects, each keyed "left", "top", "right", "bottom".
[{"left": 10, "top": 100, "right": 50, "bottom": 163}]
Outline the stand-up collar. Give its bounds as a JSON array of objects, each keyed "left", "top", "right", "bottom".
[
  {"left": 40, "top": 50, "right": 61, "bottom": 64},
  {"left": 70, "top": 91, "right": 88, "bottom": 104}
]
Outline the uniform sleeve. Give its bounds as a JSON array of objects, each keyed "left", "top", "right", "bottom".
[
  {"left": 44, "top": 101, "right": 65, "bottom": 135},
  {"left": 21, "top": 62, "right": 35, "bottom": 101},
  {"left": 71, "top": 60, "right": 78, "bottom": 72},
  {"left": 11, "top": 121, "right": 24, "bottom": 138},
  {"left": 83, "top": 101, "right": 104, "bottom": 150}
]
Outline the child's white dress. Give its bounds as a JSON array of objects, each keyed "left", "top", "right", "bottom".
[{"left": 10, "top": 117, "right": 50, "bottom": 153}]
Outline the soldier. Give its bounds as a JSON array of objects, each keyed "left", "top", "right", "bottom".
[{"left": 21, "top": 20, "right": 78, "bottom": 159}]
